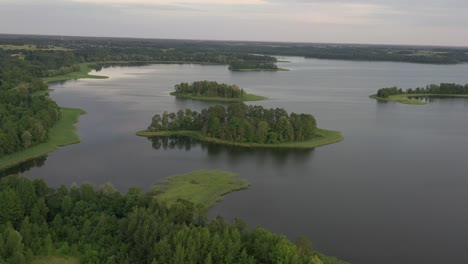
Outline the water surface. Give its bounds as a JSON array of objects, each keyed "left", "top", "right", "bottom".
[{"left": 14, "top": 58, "right": 468, "bottom": 264}]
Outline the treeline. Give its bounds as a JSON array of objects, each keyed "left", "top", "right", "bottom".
[
  {"left": 376, "top": 83, "right": 468, "bottom": 98},
  {"left": 148, "top": 103, "right": 317, "bottom": 144},
  {"left": 0, "top": 51, "right": 61, "bottom": 156},
  {"left": 0, "top": 175, "right": 342, "bottom": 264},
  {"left": 173, "top": 81, "right": 245, "bottom": 98},
  {"left": 229, "top": 60, "right": 278, "bottom": 71}
]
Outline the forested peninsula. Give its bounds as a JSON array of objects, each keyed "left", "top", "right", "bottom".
[
  {"left": 370, "top": 83, "right": 468, "bottom": 105},
  {"left": 138, "top": 103, "right": 343, "bottom": 149},
  {"left": 0, "top": 173, "right": 347, "bottom": 264},
  {"left": 170, "top": 81, "right": 266, "bottom": 102}
]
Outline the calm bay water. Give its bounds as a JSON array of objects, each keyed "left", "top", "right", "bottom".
[{"left": 13, "top": 57, "right": 468, "bottom": 263}]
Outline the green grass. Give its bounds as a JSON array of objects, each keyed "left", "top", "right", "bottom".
[
  {"left": 170, "top": 92, "right": 267, "bottom": 102},
  {"left": 370, "top": 94, "right": 468, "bottom": 105},
  {"left": 137, "top": 128, "right": 343, "bottom": 149},
  {"left": 150, "top": 170, "right": 250, "bottom": 210},
  {"left": 0, "top": 108, "right": 85, "bottom": 170},
  {"left": 0, "top": 44, "right": 70, "bottom": 51},
  {"left": 42, "top": 63, "right": 108, "bottom": 83},
  {"left": 33, "top": 256, "right": 80, "bottom": 264}
]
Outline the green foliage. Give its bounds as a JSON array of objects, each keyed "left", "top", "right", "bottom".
[
  {"left": 376, "top": 83, "right": 468, "bottom": 98},
  {"left": 0, "top": 175, "right": 342, "bottom": 264},
  {"left": 150, "top": 170, "right": 250, "bottom": 210},
  {"left": 147, "top": 103, "right": 318, "bottom": 144}
]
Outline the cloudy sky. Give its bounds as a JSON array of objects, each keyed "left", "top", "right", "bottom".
[{"left": 1, "top": 0, "right": 467, "bottom": 46}]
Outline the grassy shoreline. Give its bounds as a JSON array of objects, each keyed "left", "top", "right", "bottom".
[
  {"left": 150, "top": 170, "right": 250, "bottom": 210},
  {"left": 170, "top": 92, "right": 267, "bottom": 102},
  {"left": 370, "top": 94, "right": 468, "bottom": 105},
  {"left": 137, "top": 128, "right": 343, "bottom": 149},
  {"left": 0, "top": 108, "right": 85, "bottom": 171},
  {"left": 42, "top": 63, "right": 108, "bottom": 84}
]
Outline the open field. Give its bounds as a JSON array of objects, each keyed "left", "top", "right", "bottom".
[{"left": 0, "top": 44, "right": 69, "bottom": 51}]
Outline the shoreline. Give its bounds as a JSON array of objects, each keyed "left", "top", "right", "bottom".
[
  {"left": 370, "top": 94, "right": 468, "bottom": 105},
  {"left": 170, "top": 92, "right": 267, "bottom": 102},
  {"left": 0, "top": 108, "right": 85, "bottom": 171},
  {"left": 136, "top": 128, "right": 343, "bottom": 149}
]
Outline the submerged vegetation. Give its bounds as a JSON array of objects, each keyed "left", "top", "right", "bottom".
[
  {"left": 139, "top": 103, "right": 343, "bottom": 148},
  {"left": 150, "top": 170, "right": 250, "bottom": 210},
  {"left": 371, "top": 83, "right": 468, "bottom": 105},
  {"left": 0, "top": 174, "right": 346, "bottom": 264},
  {"left": 170, "top": 81, "right": 266, "bottom": 102}
]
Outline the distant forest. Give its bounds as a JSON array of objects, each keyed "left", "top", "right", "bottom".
[
  {"left": 376, "top": 83, "right": 468, "bottom": 98},
  {"left": 148, "top": 103, "right": 317, "bottom": 144}
]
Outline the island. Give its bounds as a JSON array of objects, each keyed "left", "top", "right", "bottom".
[
  {"left": 170, "top": 81, "right": 266, "bottom": 102},
  {"left": 370, "top": 83, "right": 468, "bottom": 105},
  {"left": 137, "top": 103, "right": 343, "bottom": 149}
]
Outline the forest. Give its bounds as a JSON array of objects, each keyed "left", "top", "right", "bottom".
[
  {"left": 376, "top": 83, "right": 468, "bottom": 98},
  {"left": 147, "top": 103, "right": 317, "bottom": 144},
  {"left": 172, "top": 81, "right": 245, "bottom": 99},
  {"left": 0, "top": 51, "right": 62, "bottom": 157},
  {"left": 0, "top": 175, "right": 343, "bottom": 264}
]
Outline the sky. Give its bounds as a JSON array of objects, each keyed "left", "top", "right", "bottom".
[{"left": 1, "top": 0, "right": 467, "bottom": 46}]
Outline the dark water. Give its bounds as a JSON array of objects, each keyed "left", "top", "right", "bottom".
[{"left": 12, "top": 58, "right": 468, "bottom": 263}]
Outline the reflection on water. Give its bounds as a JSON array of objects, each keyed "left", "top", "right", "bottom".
[
  {"left": 0, "top": 156, "right": 48, "bottom": 177},
  {"left": 148, "top": 136, "right": 314, "bottom": 167}
]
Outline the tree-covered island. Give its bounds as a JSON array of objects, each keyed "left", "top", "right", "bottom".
[
  {"left": 370, "top": 83, "right": 468, "bottom": 105},
  {"left": 137, "top": 103, "right": 343, "bottom": 149},
  {"left": 170, "top": 81, "right": 266, "bottom": 102}
]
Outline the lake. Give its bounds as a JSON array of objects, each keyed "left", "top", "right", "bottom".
[{"left": 13, "top": 57, "right": 468, "bottom": 263}]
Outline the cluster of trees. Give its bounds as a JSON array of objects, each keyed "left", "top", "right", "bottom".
[
  {"left": 0, "top": 51, "right": 61, "bottom": 156},
  {"left": 229, "top": 60, "right": 278, "bottom": 71},
  {"left": 0, "top": 175, "right": 339, "bottom": 264},
  {"left": 172, "top": 81, "right": 245, "bottom": 98},
  {"left": 376, "top": 83, "right": 468, "bottom": 98},
  {"left": 148, "top": 103, "right": 317, "bottom": 144}
]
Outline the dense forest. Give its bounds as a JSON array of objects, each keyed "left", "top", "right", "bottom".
[
  {"left": 228, "top": 60, "right": 278, "bottom": 71},
  {"left": 0, "top": 175, "right": 342, "bottom": 264},
  {"left": 0, "top": 51, "right": 61, "bottom": 157},
  {"left": 172, "top": 81, "right": 245, "bottom": 98},
  {"left": 148, "top": 103, "right": 317, "bottom": 144},
  {"left": 376, "top": 83, "right": 468, "bottom": 98}
]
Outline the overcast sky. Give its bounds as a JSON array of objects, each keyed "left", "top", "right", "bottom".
[{"left": 1, "top": 0, "right": 467, "bottom": 46}]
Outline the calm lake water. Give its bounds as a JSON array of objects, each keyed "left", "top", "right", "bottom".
[{"left": 12, "top": 57, "right": 468, "bottom": 263}]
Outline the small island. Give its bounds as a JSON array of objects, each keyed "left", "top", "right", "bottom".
[
  {"left": 370, "top": 83, "right": 468, "bottom": 105},
  {"left": 170, "top": 81, "right": 266, "bottom": 102},
  {"left": 137, "top": 103, "right": 343, "bottom": 149}
]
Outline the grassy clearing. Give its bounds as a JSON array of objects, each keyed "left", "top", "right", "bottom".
[
  {"left": 0, "top": 44, "right": 69, "bottom": 51},
  {"left": 33, "top": 256, "right": 80, "bottom": 264},
  {"left": 150, "top": 170, "right": 250, "bottom": 210},
  {"left": 370, "top": 94, "right": 468, "bottom": 105},
  {"left": 42, "top": 63, "right": 108, "bottom": 83},
  {"left": 171, "top": 92, "right": 266, "bottom": 102},
  {"left": 137, "top": 128, "right": 343, "bottom": 149},
  {"left": 0, "top": 108, "right": 85, "bottom": 170}
]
